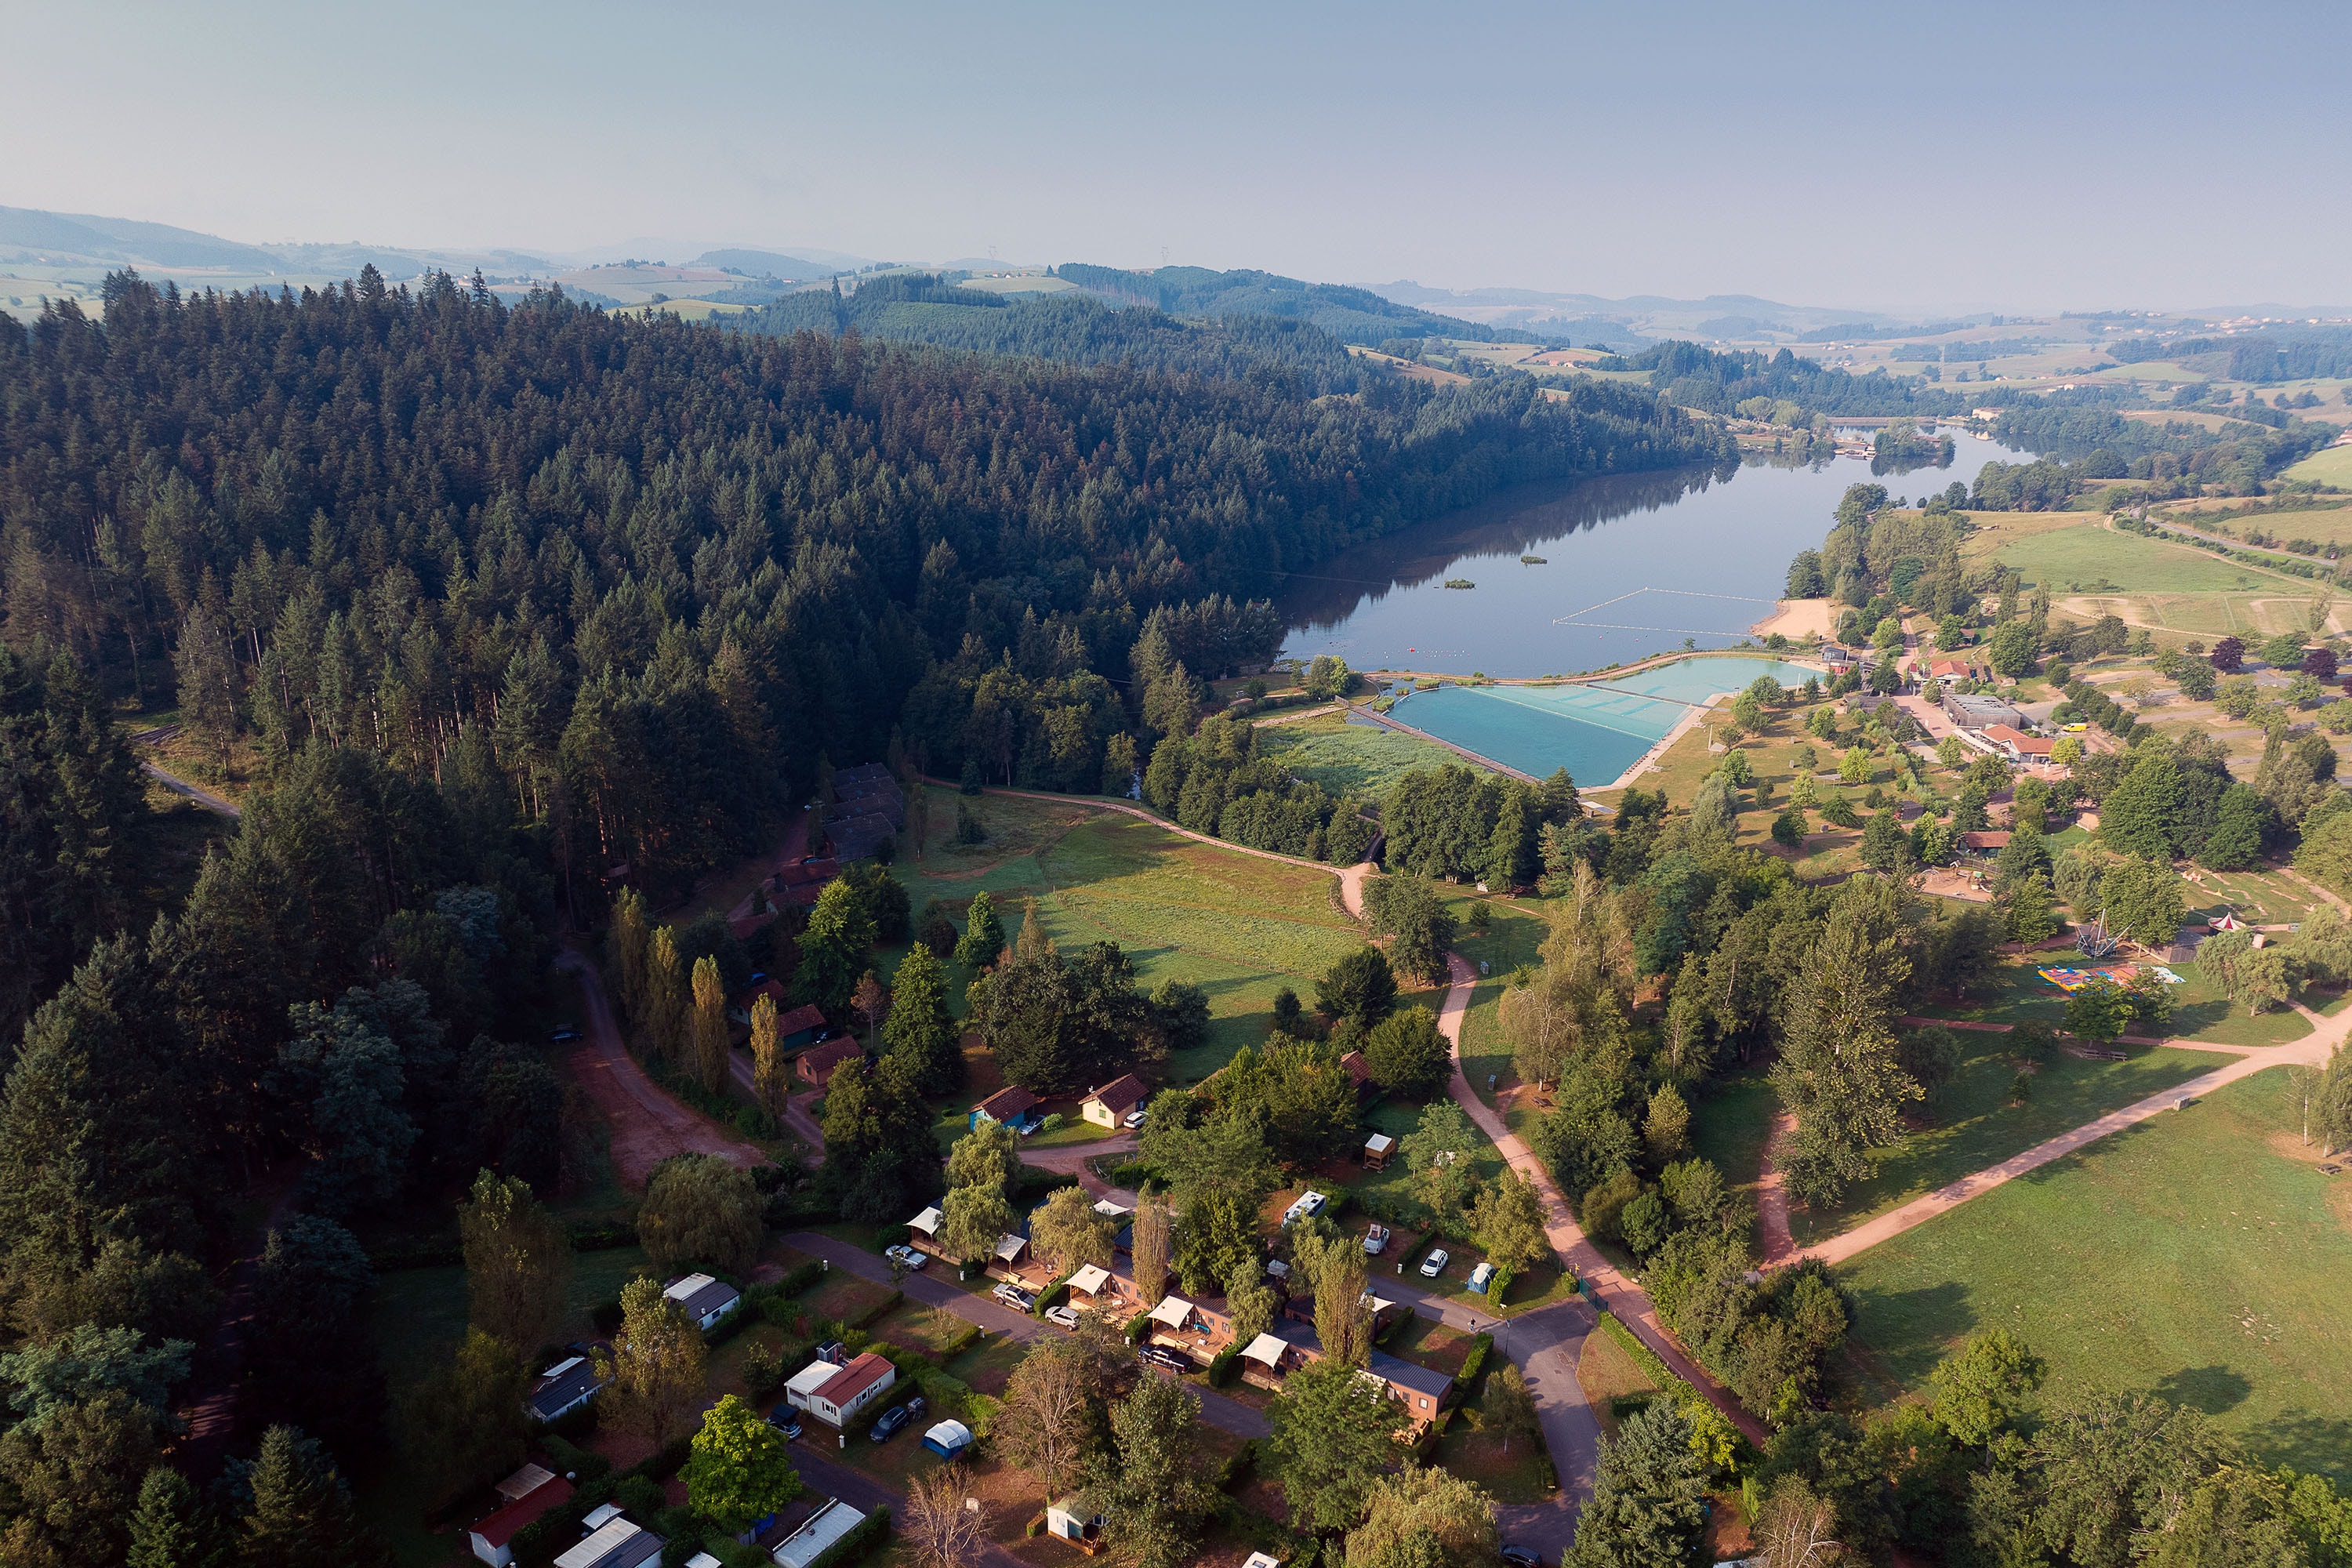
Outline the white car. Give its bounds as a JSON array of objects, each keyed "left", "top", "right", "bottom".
[
  {"left": 1045, "top": 1305, "right": 1081, "bottom": 1330},
  {"left": 1123, "top": 1107, "right": 1148, "bottom": 1129},
  {"left": 1419, "top": 1248, "right": 1450, "bottom": 1279},
  {"left": 1363, "top": 1224, "right": 1390, "bottom": 1256},
  {"left": 883, "top": 1244, "right": 928, "bottom": 1271}
]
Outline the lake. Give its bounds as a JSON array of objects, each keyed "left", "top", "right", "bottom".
[
  {"left": 1276, "top": 434, "right": 2024, "bottom": 679},
  {"left": 1276, "top": 430, "right": 2026, "bottom": 786}
]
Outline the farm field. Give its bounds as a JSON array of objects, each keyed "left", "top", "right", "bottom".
[
  {"left": 2285, "top": 444, "right": 2352, "bottom": 488},
  {"left": 1835, "top": 1069, "right": 2352, "bottom": 1486},
  {"left": 2157, "top": 504, "right": 2352, "bottom": 549},
  {"left": 1257, "top": 710, "right": 1473, "bottom": 797}
]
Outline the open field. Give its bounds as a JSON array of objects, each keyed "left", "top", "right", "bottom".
[
  {"left": 1913, "top": 946, "right": 2313, "bottom": 1048},
  {"left": 1788, "top": 1035, "right": 2215, "bottom": 1247},
  {"left": 1835, "top": 1069, "right": 2352, "bottom": 1485},
  {"left": 1257, "top": 710, "right": 1475, "bottom": 797},
  {"left": 1994, "top": 519, "right": 2302, "bottom": 596},
  {"left": 2285, "top": 445, "right": 2352, "bottom": 488},
  {"left": 2158, "top": 504, "right": 2352, "bottom": 549},
  {"left": 891, "top": 789, "right": 1365, "bottom": 1085}
]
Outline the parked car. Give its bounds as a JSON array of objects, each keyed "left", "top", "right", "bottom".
[
  {"left": 1501, "top": 1546, "right": 1543, "bottom": 1567},
  {"left": 1142, "top": 1347, "right": 1192, "bottom": 1372},
  {"left": 884, "top": 1244, "right": 928, "bottom": 1271},
  {"left": 869, "top": 1406, "right": 913, "bottom": 1443},
  {"left": 549, "top": 1027, "right": 582, "bottom": 1044},
  {"left": 1363, "top": 1223, "right": 1390, "bottom": 1256},
  {"left": 1123, "top": 1107, "right": 1149, "bottom": 1129},
  {"left": 993, "top": 1283, "right": 1036, "bottom": 1312},
  {"left": 1420, "top": 1248, "right": 1450, "bottom": 1279},
  {"left": 766, "top": 1410, "right": 803, "bottom": 1439},
  {"left": 1045, "top": 1305, "right": 1081, "bottom": 1330},
  {"left": 904, "top": 1396, "right": 927, "bottom": 1420}
]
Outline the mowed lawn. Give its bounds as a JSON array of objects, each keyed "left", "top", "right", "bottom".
[
  {"left": 1835, "top": 1069, "right": 2352, "bottom": 1485},
  {"left": 1995, "top": 519, "right": 2299, "bottom": 595}
]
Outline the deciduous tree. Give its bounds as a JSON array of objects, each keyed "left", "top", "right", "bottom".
[
  {"left": 1342, "top": 1462, "right": 1498, "bottom": 1568},
  {"left": 1268, "top": 1356, "right": 1408, "bottom": 1534},
  {"left": 459, "top": 1168, "right": 572, "bottom": 1355},
  {"left": 637, "top": 1153, "right": 763, "bottom": 1274},
  {"left": 691, "top": 956, "right": 729, "bottom": 1094},
  {"left": 1472, "top": 1171, "right": 1552, "bottom": 1276},
  {"left": 1029, "top": 1184, "right": 1115, "bottom": 1280},
  {"left": 596, "top": 1276, "right": 708, "bottom": 1450},
  {"left": 1087, "top": 1375, "right": 1214, "bottom": 1568},
  {"left": 682, "top": 1394, "right": 803, "bottom": 1534},
  {"left": 750, "top": 993, "right": 789, "bottom": 1123}
]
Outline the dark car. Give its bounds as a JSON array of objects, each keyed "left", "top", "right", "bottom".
[
  {"left": 766, "top": 1409, "right": 803, "bottom": 1439},
  {"left": 869, "top": 1405, "right": 913, "bottom": 1443},
  {"left": 1501, "top": 1547, "right": 1542, "bottom": 1567},
  {"left": 549, "top": 1027, "right": 583, "bottom": 1044}
]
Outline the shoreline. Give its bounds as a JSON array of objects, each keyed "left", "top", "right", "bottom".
[{"left": 1601, "top": 698, "right": 1720, "bottom": 791}]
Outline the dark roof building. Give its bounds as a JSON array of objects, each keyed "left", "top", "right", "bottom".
[
  {"left": 524, "top": 1355, "right": 602, "bottom": 1424},
  {"left": 972, "top": 1085, "right": 1041, "bottom": 1131}
]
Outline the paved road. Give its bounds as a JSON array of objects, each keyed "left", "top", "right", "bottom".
[{"left": 782, "top": 1232, "right": 1272, "bottom": 1440}]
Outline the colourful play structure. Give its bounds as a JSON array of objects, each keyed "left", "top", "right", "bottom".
[{"left": 2037, "top": 964, "right": 2185, "bottom": 992}]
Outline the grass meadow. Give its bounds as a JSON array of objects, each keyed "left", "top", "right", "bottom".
[
  {"left": 1257, "top": 710, "right": 1470, "bottom": 798},
  {"left": 1994, "top": 519, "right": 2301, "bottom": 596},
  {"left": 2284, "top": 445, "right": 2352, "bottom": 488},
  {"left": 1835, "top": 1069, "right": 2352, "bottom": 1485}
]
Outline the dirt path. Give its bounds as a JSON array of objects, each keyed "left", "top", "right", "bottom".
[
  {"left": 1761, "top": 1001, "right": 2344, "bottom": 1269},
  {"left": 1755, "top": 1111, "right": 1798, "bottom": 1264},
  {"left": 138, "top": 757, "right": 242, "bottom": 818},
  {"left": 557, "top": 946, "right": 767, "bottom": 1187},
  {"left": 725, "top": 807, "right": 811, "bottom": 924},
  {"left": 177, "top": 1166, "right": 304, "bottom": 1474}
]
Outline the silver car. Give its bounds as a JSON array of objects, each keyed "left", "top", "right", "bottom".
[
  {"left": 1419, "top": 1247, "right": 1450, "bottom": 1279},
  {"left": 884, "top": 1244, "right": 928, "bottom": 1271},
  {"left": 1045, "top": 1305, "right": 1081, "bottom": 1330}
]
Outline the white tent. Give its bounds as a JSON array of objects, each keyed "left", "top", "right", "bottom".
[
  {"left": 922, "top": 1419, "right": 975, "bottom": 1457},
  {"left": 1148, "top": 1296, "right": 1193, "bottom": 1328},
  {"left": 908, "top": 1206, "right": 943, "bottom": 1236},
  {"left": 1068, "top": 1264, "right": 1112, "bottom": 1296},
  {"left": 1239, "top": 1333, "right": 1288, "bottom": 1367},
  {"left": 993, "top": 1233, "right": 1028, "bottom": 1264}
]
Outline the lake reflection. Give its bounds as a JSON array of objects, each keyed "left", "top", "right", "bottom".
[{"left": 1276, "top": 437, "right": 2019, "bottom": 678}]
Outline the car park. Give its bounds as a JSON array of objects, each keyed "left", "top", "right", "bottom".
[
  {"left": 869, "top": 1405, "right": 912, "bottom": 1442},
  {"left": 1045, "top": 1305, "right": 1081, "bottom": 1330},
  {"left": 884, "top": 1244, "right": 928, "bottom": 1271},
  {"left": 1363, "top": 1223, "right": 1390, "bottom": 1255},
  {"left": 1420, "top": 1247, "right": 1450, "bottom": 1278}
]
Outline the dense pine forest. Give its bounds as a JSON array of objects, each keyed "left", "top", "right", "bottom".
[{"left": 0, "top": 265, "right": 1728, "bottom": 1560}]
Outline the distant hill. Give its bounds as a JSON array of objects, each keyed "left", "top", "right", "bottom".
[
  {"left": 1361, "top": 281, "right": 1929, "bottom": 347},
  {"left": 719, "top": 273, "right": 1375, "bottom": 393},
  {"left": 1054, "top": 263, "right": 1553, "bottom": 346},
  {"left": 691, "top": 248, "right": 833, "bottom": 281},
  {"left": 0, "top": 205, "right": 281, "bottom": 270}
]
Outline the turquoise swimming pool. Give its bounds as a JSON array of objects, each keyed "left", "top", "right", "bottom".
[{"left": 1385, "top": 656, "right": 1819, "bottom": 787}]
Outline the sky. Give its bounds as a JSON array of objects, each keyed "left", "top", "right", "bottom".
[{"left": 5, "top": 0, "right": 2348, "bottom": 315}]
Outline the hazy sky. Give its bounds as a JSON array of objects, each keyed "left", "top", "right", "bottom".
[{"left": 9, "top": 0, "right": 2347, "bottom": 314}]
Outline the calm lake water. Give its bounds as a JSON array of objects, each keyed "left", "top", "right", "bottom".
[
  {"left": 1276, "top": 429, "right": 2026, "bottom": 785},
  {"left": 1276, "top": 433, "right": 2024, "bottom": 679}
]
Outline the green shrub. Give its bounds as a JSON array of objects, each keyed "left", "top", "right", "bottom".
[
  {"left": 616, "top": 1474, "right": 664, "bottom": 1515},
  {"left": 1449, "top": 1333, "right": 1493, "bottom": 1406},
  {"left": 1032, "top": 1279, "right": 1069, "bottom": 1318},
  {"left": 1123, "top": 1310, "right": 1151, "bottom": 1343},
  {"left": 1214, "top": 1439, "right": 1260, "bottom": 1492},
  {"left": 1207, "top": 1344, "right": 1240, "bottom": 1388}
]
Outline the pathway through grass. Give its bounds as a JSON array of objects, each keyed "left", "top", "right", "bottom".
[{"left": 1836, "top": 1069, "right": 2352, "bottom": 1484}]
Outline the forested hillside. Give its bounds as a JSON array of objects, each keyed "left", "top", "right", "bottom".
[
  {"left": 1054, "top": 263, "right": 1550, "bottom": 346},
  {"left": 1593, "top": 341, "right": 1969, "bottom": 419},
  {"left": 721, "top": 273, "right": 1370, "bottom": 392}
]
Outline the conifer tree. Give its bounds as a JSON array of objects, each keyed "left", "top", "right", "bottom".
[
  {"left": 881, "top": 942, "right": 960, "bottom": 1092},
  {"left": 127, "top": 1465, "right": 216, "bottom": 1568},
  {"left": 955, "top": 889, "right": 1005, "bottom": 968},
  {"left": 240, "top": 1426, "right": 365, "bottom": 1568}
]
